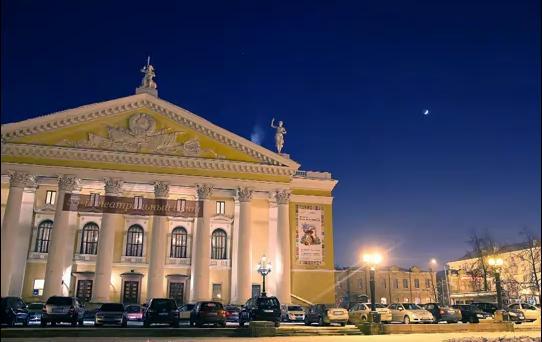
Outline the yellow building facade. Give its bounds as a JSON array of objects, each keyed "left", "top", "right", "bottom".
[{"left": 0, "top": 65, "right": 338, "bottom": 306}]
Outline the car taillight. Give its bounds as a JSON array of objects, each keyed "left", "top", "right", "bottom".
[
  {"left": 218, "top": 310, "right": 225, "bottom": 317},
  {"left": 225, "top": 311, "right": 231, "bottom": 317},
  {"left": 440, "top": 310, "right": 445, "bottom": 314}
]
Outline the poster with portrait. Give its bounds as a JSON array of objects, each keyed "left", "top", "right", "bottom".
[{"left": 297, "top": 207, "right": 323, "bottom": 263}]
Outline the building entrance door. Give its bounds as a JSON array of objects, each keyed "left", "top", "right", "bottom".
[
  {"left": 169, "top": 282, "right": 184, "bottom": 305},
  {"left": 123, "top": 280, "right": 140, "bottom": 304}
]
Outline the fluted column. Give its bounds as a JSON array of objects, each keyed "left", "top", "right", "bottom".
[
  {"left": 1, "top": 171, "right": 36, "bottom": 296},
  {"left": 275, "top": 190, "right": 291, "bottom": 304},
  {"left": 43, "top": 175, "right": 81, "bottom": 298},
  {"left": 147, "top": 181, "right": 170, "bottom": 300},
  {"left": 236, "top": 187, "right": 253, "bottom": 304},
  {"left": 190, "top": 184, "right": 213, "bottom": 302},
  {"left": 92, "top": 178, "right": 123, "bottom": 302}
]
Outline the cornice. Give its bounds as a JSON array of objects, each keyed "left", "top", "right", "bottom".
[
  {"left": 1, "top": 93, "right": 300, "bottom": 169},
  {"left": 1, "top": 143, "right": 296, "bottom": 177}
]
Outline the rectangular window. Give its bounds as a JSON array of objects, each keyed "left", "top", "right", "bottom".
[
  {"left": 414, "top": 279, "right": 420, "bottom": 288},
  {"left": 394, "top": 279, "right": 399, "bottom": 289},
  {"left": 123, "top": 280, "right": 140, "bottom": 304},
  {"left": 45, "top": 190, "right": 56, "bottom": 205},
  {"left": 169, "top": 282, "right": 184, "bottom": 306},
  {"left": 425, "top": 279, "right": 431, "bottom": 288},
  {"left": 89, "top": 193, "right": 100, "bottom": 207},
  {"left": 176, "top": 199, "right": 186, "bottom": 212},
  {"left": 33, "top": 279, "right": 44, "bottom": 296},
  {"left": 76, "top": 280, "right": 93, "bottom": 302},
  {"left": 212, "top": 284, "right": 222, "bottom": 301},
  {"left": 403, "top": 279, "right": 408, "bottom": 288},
  {"left": 252, "top": 284, "right": 261, "bottom": 298},
  {"left": 134, "top": 196, "right": 143, "bottom": 210},
  {"left": 216, "top": 201, "right": 225, "bottom": 215}
]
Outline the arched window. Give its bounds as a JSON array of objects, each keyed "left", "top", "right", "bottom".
[
  {"left": 126, "top": 225, "right": 144, "bottom": 257},
  {"left": 80, "top": 222, "right": 99, "bottom": 255},
  {"left": 170, "top": 227, "right": 188, "bottom": 258},
  {"left": 35, "top": 220, "right": 53, "bottom": 253},
  {"left": 211, "top": 229, "right": 227, "bottom": 260}
]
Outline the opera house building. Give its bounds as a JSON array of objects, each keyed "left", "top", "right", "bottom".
[{"left": 0, "top": 64, "right": 338, "bottom": 307}]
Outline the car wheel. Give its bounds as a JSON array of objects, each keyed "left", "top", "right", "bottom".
[
  {"left": 239, "top": 320, "right": 245, "bottom": 327},
  {"left": 403, "top": 316, "right": 410, "bottom": 324},
  {"left": 318, "top": 317, "right": 324, "bottom": 326},
  {"left": 275, "top": 321, "right": 280, "bottom": 328},
  {"left": 143, "top": 320, "right": 150, "bottom": 328},
  {"left": 361, "top": 315, "right": 367, "bottom": 322},
  {"left": 121, "top": 320, "right": 127, "bottom": 327},
  {"left": 50, "top": 321, "right": 56, "bottom": 327},
  {"left": 40, "top": 320, "right": 47, "bottom": 328},
  {"left": 196, "top": 320, "right": 203, "bottom": 328},
  {"left": 340, "top": 322, "right": 346, "bottom": 327},
  {"left": 469, "top": 316, "right": 476, "bottom": 324},
  {"left": 172, "top": 320, "right": 179, "bottom": 328},
  {"left": 71, "top": 319, "right": 77, "bottom": 327}
]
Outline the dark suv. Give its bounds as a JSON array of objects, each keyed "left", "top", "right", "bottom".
[
  {"left": 143, "top": 298, "right": 179, "bottom": 327},
  {"left": 41, "top": 296, "right": 85, "bottom": 326},
  {"left": 239, "top": 296, "right": 281, "bottom": 327},
  {"left": 423, "top": 303, "right": 461, "bottom": 323},
  {"left": 0, "top": 297, "right": 29, "bottom": 326},
  {"left": 470, "top": 302, "right": 525, "bottom": 323},
  {"left": 190, "top": 301, "right": 226, "bottom": 327},
  {"left": 452, "top": 304, "right": 492, "bottom": 323}
]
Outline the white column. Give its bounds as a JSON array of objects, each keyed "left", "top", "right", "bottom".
[
  {"left": 235, "top": 187, "right": 253, "bottom": 304},
  {"left": 190, "top": 184, "right": 213, "bottom": 302},
  {"left": 275, "top": 190, "right": 291, "bottom": 304},
  {"left": 147, "top": 181, "right": 170, "bottom": 300},
  {"left": 267, "top": 194, "right": 278, "bottom": 298},
  {"left": 92, "top": 178, "right": 123, "bottom": 302},
  {"left": 229, "top": 196, "right": 241, "bottom": 303},
  {"left": 43, "top": 175, "right": 81, "bottom": 298},
  {"left": 1, "top": 171, "right": 36, "bottom": 296}
]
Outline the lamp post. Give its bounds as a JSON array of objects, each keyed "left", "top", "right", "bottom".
[
  {"left": 362, "top": 252, "right": 382, "bottom": 322},
  {"left": 429, "top": 259, "right": 438, "bottom": 303},
  {"left": 257, "top": 255, "right": 272, "bottom": 297},
  {"left": 488, "top": 257, "right": 504, "bottom": 310}
]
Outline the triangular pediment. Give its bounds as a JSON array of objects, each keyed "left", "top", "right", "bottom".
[{"left": 1, "top": 93, "right": 299, "bottom": 179}]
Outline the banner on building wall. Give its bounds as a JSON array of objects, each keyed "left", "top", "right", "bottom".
[{"left": 296, "top": 206, "right": 324, "bottom": 263}]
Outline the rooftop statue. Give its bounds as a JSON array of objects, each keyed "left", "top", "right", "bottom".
[{"left": 271, "top": 118, "right": 286, "bottom": 154}]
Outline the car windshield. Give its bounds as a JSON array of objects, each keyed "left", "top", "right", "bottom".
[
  {"left": 225, "top": 305, "right": 241, "bottom": 312},
  {"left": 375, "top": 304, "right": 388, "bottom": 308},
  {"left": 28, "top": 303, "right": 44, "bottom": 310},
  {"left": 46, "top": 297, "right": 72, "bottom": 306},
  {"left": 150, "top": 299, "right": 176, "bottom": 310},
  {"left": 84, "top": 303, "right": 104, "bottom": 311},
  {"left": 403, "top": 304, "right": 422, "bottom": 310},
  {"left": 125, "top": 305, "right": 142, "bottom": 313},
  {"left": 288, "top": 306, "right": 303, "bottom": 311},
  {"left": 257, "top": 298, "right": 280, "bottom": 309},
  {"left": 100, "top": 303, "right": 124, "bottom": 311},
  {"left": 200, "top": 302, "right": 223, "bottom": 311}
]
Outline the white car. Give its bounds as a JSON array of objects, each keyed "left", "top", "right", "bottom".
[
  {"left": 348, "top": 303, "right": 392, "bottom": 324},
  {"left": 508, "top": 303, "right": 540, "bottom": 322},
  {"left": 388, "top": 303, "right": 434, "bottom": 324}
]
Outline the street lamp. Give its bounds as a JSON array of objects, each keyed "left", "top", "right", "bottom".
[
  {"left": 488, "top": 257, "right": 504, "bottom": 310},
  {"left": 362, "top": 252, "right": 382, "bottom": 322},
  {"left": 429, "top": 259, "right": 438, "bottom": 303},
  {"left": 257, "top": 255, "right": 272, "bottom": 297}
]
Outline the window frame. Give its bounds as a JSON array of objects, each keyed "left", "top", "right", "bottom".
[
  {"left": 35, "top": 220, "right": 53, "bottom": 253},
  {"left": 45, "top": 190, "right": 56, "bottom": 205},
  {"left": 80, "top": 222, "right": 99, "bottom": 255},
  {"left": 211, "top": 228, "right": 227, "bottom": 260},
  {"left": 126, "top": 225, "right": 144, "bottom": 257},
  {"left": 216, "top": 201, "right": 225, "bottom": 215},
  {"left": 170, "top": 226, "right": 188, "bottom": 258}
]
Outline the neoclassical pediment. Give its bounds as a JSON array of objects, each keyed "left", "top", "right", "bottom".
[{"left": 1, "top": 93, "right": 299, "bottom": 178}]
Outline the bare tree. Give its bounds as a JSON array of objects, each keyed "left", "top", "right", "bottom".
[
  {"left": 466, "top": 229, "right": 496, "bottom": 291},
  {"left": 518, "top": 227, "right": 541, "bottom": 304}
]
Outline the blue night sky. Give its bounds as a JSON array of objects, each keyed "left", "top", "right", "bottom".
[{"left": 2, "top": 0, "right": 540, "bottom": 269}]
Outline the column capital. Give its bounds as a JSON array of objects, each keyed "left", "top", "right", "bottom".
[
  {"left": 154, "top": 181, "right": 169, "bottom": 198},
  {"left": 104, "top": 178, "right": 124, "bottom": 195},
  {"left": 58, "top": 175, "right": 81, "bottom": 192},
  {"left": 237, "top": 187, "right": 253, "bottom": 202},
  {"left": 275, "top": 189, "right": 291, "bottom": 205},
  {"left": 196, "top": 184, "right": 213, "bottom": 200},
  {"left": 8, "top": 171, "right": 36, "bottom": 188}
]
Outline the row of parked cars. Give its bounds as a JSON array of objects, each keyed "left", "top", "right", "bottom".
[{"left": 2, "top": 295, "right": 540, "bottom": 328}]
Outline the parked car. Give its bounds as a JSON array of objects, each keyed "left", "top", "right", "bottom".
[
  {"left": 224, "top": 305, "right": 241, "bottom": 323},
  {"left": 423, "top": 303, "right": 461, "bottom": 323},
  {"left": 95, "top": 303, "right": 125, "bottom": 327},
  {"left": 304, "top": 304, "right": 349, "bottom": 326},
  {"left": 508, "top": 303, "right": 540, "bottom": 322},
  {"left": 144, "top": 298, "right": 180, "bottom": 327},
  {"left": 82, "top": 302, "right": 104, "bottom": 325},
  {"left": 348, "top": 303, "right": 391, "bottom": 324},
  {"left": 470, "top": 302, "right": 525, "bottom": 323},
  {"left": 280, "top": 305, "right": 305, "bottom": 322},
  {"left": 190, "top": 301, "right": 226, "bottom": 327},
  {"left": 239, "top": 296, "right": 281, "bottom": 327},
  {"left": 124, "top": 304, "right": 145, "bottom": 325},
  {"left": 388, "top": 303, "right": 434, "bottom": 324},
  {"left": 452, "top": 304, "right": 493, "bottom": 323},
  {"left": 26, "top": 302, "right": 45, "bottom": 325},
  {"left": 0, "top": 297, "right": 29, "bottom": 326},
  {"left": 41, "top": 296, "right": 85, "bottom": 327},
  {"left": 178, "top": 304, "right": 195, "bottom": 321}
]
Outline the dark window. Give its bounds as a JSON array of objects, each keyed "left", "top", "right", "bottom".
[
  {"left": 403, "top": 279, "right": 409, "bottom": 288},
  {"left": 256, "top": 297, "right": 280, "bottom": 308},
  {"left": 169, "top": 282, "right": 184, "bottom": 305},
  {"left": 76, "top": 280, "right": 93, "bottom": 303},
  {"left": 393, "top": 279, "right": 399, "bottom": 289},
  {"left": 100, "top": 303, "right": 125, "bottom": 311},
  {"left": 170, "top": 227, "right": 188, "bottom": 258},
  {"left": 425, "top": 279, "right": 431, "bottom": 288},
  {"left": 46, "top": 296, "right": 73, "bottom": 305},
  {"left": 252, "top": 284, "right": 261, "bottom": 298},
  {"left": 211, "top": 229, "right": 227, "bottom": 259},
  {"left": 126, "top": 225, "right": 144, "bottom": 257},
  {"left": 200, "top": 302, "right": 223, "bottom": 311},
  {"left": 80, "top": 222, "right": 99, "bottom": 255},
  {"left": 414, "top": 279, "right": 420, "bottom": 288},
  {"left": 150, "top": 299, "right": 176, "bottom": 310},
  {"left": 35, "top": 220, "right": 53, "bottom": 253},
  {"left": 123, "top": 281, "right": 140, "bottom": 304}
]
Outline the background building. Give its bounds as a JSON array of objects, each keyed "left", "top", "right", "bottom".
[
  {"left": 335, "top": 265, "right": 437, "bottom": 308},
  {"left": 0, "top": 64, "right": 338, "bottom": 306}
]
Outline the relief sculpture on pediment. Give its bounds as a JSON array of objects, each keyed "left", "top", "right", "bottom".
[{"left": 63, "top": 113, "right": 222, "bottom": 158}]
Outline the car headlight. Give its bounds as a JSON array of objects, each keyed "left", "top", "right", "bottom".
[
  {"left": 509, "top": 312, "right": 517, "bottom": 317},
  {"left": 476, "top": 314, "right": 483, "bottom": 318}
]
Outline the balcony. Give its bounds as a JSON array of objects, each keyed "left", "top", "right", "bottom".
[
  {"left": 167, "top": 257, "right": 191, "bottom": 266},
  {"left": 210, "top": 259, "right": 231, "bottom": 268}
]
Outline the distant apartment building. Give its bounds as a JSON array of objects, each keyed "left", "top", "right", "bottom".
[
  {"left": 335, "top": 266, "right": 437, "bottom": 308},
  {"left": 444, "top": 242, "right": 541, "bottom": 305}
]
